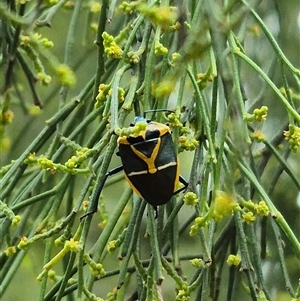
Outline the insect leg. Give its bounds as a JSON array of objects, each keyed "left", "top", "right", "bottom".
[
  {"left": 80, "top": 165, "right": 124, "bottom": 220},
  {"left": 173, "top": 175, "right": 188, "bottom": 196}
]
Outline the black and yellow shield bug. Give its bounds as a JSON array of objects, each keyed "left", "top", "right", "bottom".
[
  {"left": 117, "top": 115, "right": 188, "bottom": 208},
  {"left": 82, "top": 111, "right": 188, "bottom": 218}
]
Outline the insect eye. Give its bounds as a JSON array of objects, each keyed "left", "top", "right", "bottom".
[{"left": 145, "top": 129, "right": 160, "bottom": 140}]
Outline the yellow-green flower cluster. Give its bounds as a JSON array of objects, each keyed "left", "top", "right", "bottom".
[
  {"left": 102, "top": 32, "right": 123, "bottom": 59},
  {"left": 116, "top": 121, "right": 147, "bottom": 138},
  {"left": 183, "top": 192, "right": 198, "bottom": 207},
  {"left": 89, "top": 1, "right": 101, "bottom": 13},
  {"left": 107, "top": 228, "right": 127, "bottom": 253},
  {"left": 190, "top": 258, "right": 205, "bottom": 269},
  {"left": 247, "top": 24, "right": 261, "bottom": 37},
  {"left": 95, "top": 84, "right": 124, "bottom": 108},
  {"left": 107, "top": 290, "right": 118, "bottom": 301},
  {"left": 55, "top": 64, "right": 76, "bottom": 87},
  {"left": 95, "top": 84, "right": 110, "bottom": 108},
  {"left": 284, "top": 124, "right": 300, "bottom": 152},
  {"left": 167, "top": 112, "right": 182, "bottom": 127},
  {"left": 47, "top": 270, "right": 60, "bottom": 282},
  {"left": 97, "top": 196, "right": 109, "bottom": 229},
  {"left": 37, "top": 72, "right": 52, "bottom": 85},
  {"left": 24, "top": 153, "right": 37, "bottom": 166},
  {"left": 12, "top": 215, "right": 21, "bottom": 226},
  {"left": 0, "top": 201, "right": 21, "bottom": 224},
  {"left": 154, "top": 42, "right": 168, "bottom": 55},
  {"left": 65, "top": 147, "right": 89, "bottom": 169},
  {"left": 119, "top": 1, "right": 138, "bottom": 14},
  {"left": 0, "top": 137, "right": 10, "bottom": 152},
  {"left": 251, "top": 130, "right": 266, "bottom": 142},
  {"left": 178, "top": 135, "right": 198, "bottom": 152},
  {"left": 65, "top": 238, "right": 82, "bottom": 252},
  {"left": 137, "top": 4, "right": 178, "bottom": 31},
  {"left": 226, "top": 254, "right": 241, "bottom": 266},
  {"left": 172, "top": 118, "right": 199, "bottom": 153},
  {"left": 0, "top": 109, "right": 14, "bottom": 125},
  {"left": 152, "top": 79, "right": 175, "bottom": 98},
  {"left": 20, "top": 32, "right": 54, "bottom": 48},
  {"left": 55, "top": 228, "right": 72, "bottom": 247},
  {"left": 38, "top": 156, "right": 55, "bottom": 171},
  {"left": 17, "top": 236, "right": 28, "bottom": 250},
  {"left": 44, "top": 0, "right": 59, "bottom": 6},
  {"left": 36, "top": 155, "right": 90, "bottom": 175},
  {"left": 240, "top": 199, "right": 269, "bottom": 224},
  {"left": 20, "top": 33, "right": 54, "bottom": 85},
  {"left": 242, "top": 200, "right": 270, "bottom": 217},
  {"left": 244, "top": 106, "right": 268, "bottom": 123},
  {"left": 65, "top": 156, "right": 77, "bottom": 169},
  {"left": 170, "top": 21, "right": 181, "bottom": 31},
  {"left": 175, "top": 283, "right": 190, "bottom": 301},
  {"left": 20, "top": 31, "right": 76, "bottom": 87},
  {"left": 242, "top": 211, "right": 256, "bottom": 224},
  {"left": 127, "top": 51, "right": 140, "bottom": 64},
  {"left": 255, "top": 201, "right": 270, "bottom": 216},
  {"left": 4, "top": 246, "right": 16, "bottom": 257},
  {"left": 41, "top": 38, "right": 54, "bottom": 49},
  {"left": 189, "top": 216, "right": 208, "bottom": 236},
  {"left": 212, "top": 191, "right": 239, "bottom": 221},
  {"left": 107, "top": 240, "right": 118, "bottom": 254},
  {"left": 29, "top": 106, "right": 41, "bottom": 117},
  {"left": 84, "top": 254, "right": 106, "bottom": 277},
  {"left": 253, "top": 106, "right": 268, "bottom": 122},
  {"left": 197, "top": 71, "right": 213, "bottom": 90},
  {"left": 117, "top": 87, "right": 125, "bottom": 102},
  {"left": 170, "top": 52, "right": 181, "bottom": 66}
]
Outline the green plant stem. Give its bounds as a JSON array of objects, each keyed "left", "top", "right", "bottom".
[
  {"left": 1, "top": 99, "right": 80, "bottom": 190},
  {"left": 10, "top": 187, "right": 57, "bottom": 213},
  {"left": 233, "top": 210, "right": 257, "bottom": 299},
  {"left": 233, "top": 48, "right": 300, "bottom": 123},
  {"left": 54, "top": 252, "right": 77, "bottom": 301},
  {"left": 24, "top": 211, "right": 76, "bottom": 246},
  {"left": 84, "top": 187, "right": 132, "bottom": 292},
  {"left": 262, "top": 140, "right": 300, "bottom": 190},
  {"left": 110, "top": 63, "right": 131, "bottom": 129},
  {"left": 270, "top": 217, "right": 296, "bottom": 297},
  {"left": 248, "top": 223, "right": 270, "bottom": 299},
  {"left": 37, "top": 238, "right": 54, "bottom": 301},
  {"left": 36, "top": 0, "right": 68, "bottom": 27},
  {"left": 119, "top": 198, "right": 144, "bottom": 258},
  {"left": 187, "top": 66, "right": 216, "bottom": 162},
  {"left": 236, "top": 156, "right": 300, "bottom": 258},
  {"left": 240, "top": 0, "right": 300, "bottom": 77},
  {"left": 147, "top": 204, "right": 164, "bottom": 284},
  {"left": 143, "top": 36, "right": 156, "bottom": 111},
  {"left": 92, "top": 0, "right": 109, "bottom": 101},
  {"left": 118, "top": 200, "right": 146, "bottom": 291}
]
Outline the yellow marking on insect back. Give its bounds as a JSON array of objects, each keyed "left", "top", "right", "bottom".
[{"left": 130, "top": 137, "right": 161, "bottom": 174}]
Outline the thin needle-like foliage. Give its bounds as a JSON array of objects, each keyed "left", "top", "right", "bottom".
[{"left": 0, "top": 1, "right": 299, "bottom": 301}]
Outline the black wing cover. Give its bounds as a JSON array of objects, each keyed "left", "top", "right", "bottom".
[{"left": 118, "top": 133, "right": 178, "bottom": 206}]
